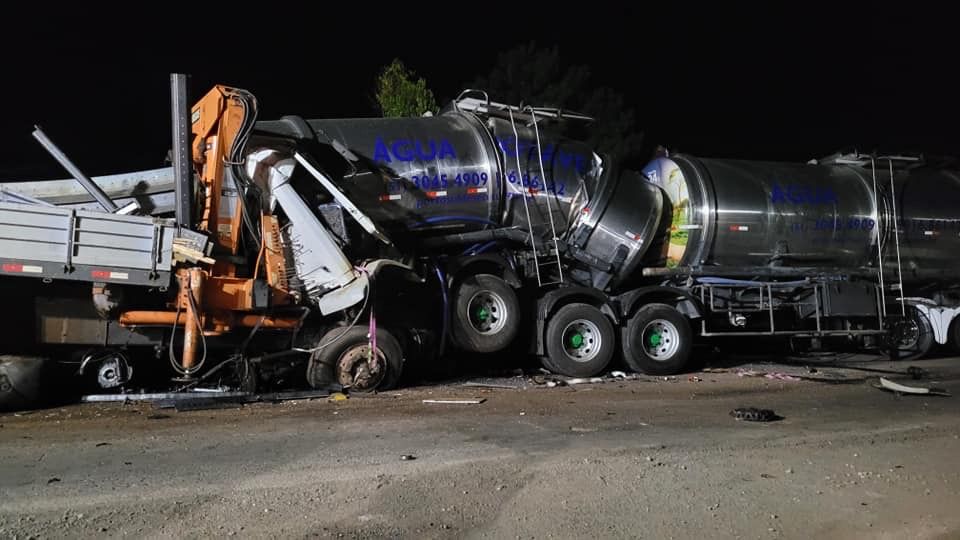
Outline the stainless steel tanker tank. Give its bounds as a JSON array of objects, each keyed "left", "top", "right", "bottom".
[
  {"left": 254, "top": 111, "right": 666, "bottom": 289},
  {"left": 641, "top": 155, "right": 960, "bottom": 285}
]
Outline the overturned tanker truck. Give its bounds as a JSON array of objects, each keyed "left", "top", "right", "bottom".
[{"left": 1, "top": 76, "right": 957, "bottom": 411}]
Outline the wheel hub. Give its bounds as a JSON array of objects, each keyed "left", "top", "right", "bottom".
[
  {"left": 561, "top": 319, "right": 602, "bottom": 363},
  {"left": 467, "top": 291, "right": 508, "bottom": 334},
  {"left": 642, "top": 319, "right": 680, "bottom": 361},
  {"left": 336, "top": 343, "right": 386, "bottom": 392}
]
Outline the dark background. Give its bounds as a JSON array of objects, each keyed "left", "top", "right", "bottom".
[{"left": 0, "top": 3, "right": 955, "bottom": 179}]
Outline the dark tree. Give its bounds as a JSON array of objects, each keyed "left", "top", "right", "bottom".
[{"left": 469, "top": 43, "right": 645, "bottom": 164}]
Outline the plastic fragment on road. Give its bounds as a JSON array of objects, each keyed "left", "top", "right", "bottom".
[
  {"left": 328, "top": 392, "right": 348, "bottom": 402},
  {"left": 567, "top": 377, "right": 605, "bottom": 385},
  {"left": 422, "top": 399, "right": 486, "bottom": 404},
  {"left": 610, "top": 371, "right": 628, "bottom": 378},
  {"left": 876, "top": 377, "right": 951, "bottom": 397}
]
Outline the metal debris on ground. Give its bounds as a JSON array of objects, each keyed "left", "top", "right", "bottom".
[
  {"left": 764, "top": 372, "right": 801, "bottom": 382},
  {"left": 730, "top": 407, "right": 780, "bottom": 422},
  {"left": 85, "top": 388, "right": 339, "bottom": 412},
  {"left": 422, "top": 399, "right": 486, "bottom": 404},
  {"left": 399, "top": 454, "right": 416, "bottom": 461},
  {"left": 876, "top": 377, "right": 951, "bottom": 397},
  {"left": 462, "top": 377, "right": 527, "bottom": 389}
]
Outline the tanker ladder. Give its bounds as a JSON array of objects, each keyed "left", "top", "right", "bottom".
[{"left": 455, "top": 91, "right": 594, "bottom": 286}]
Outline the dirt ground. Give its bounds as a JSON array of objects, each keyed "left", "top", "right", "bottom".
[{"left": 1, "top": 354, "right": 959, "bottom": 539}]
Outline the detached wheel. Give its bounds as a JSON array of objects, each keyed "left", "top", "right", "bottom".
[
  {"left": 0, "top": 355, "right": 49, "bottom": 412},
  {"left": 622, "top": 303, "right": 692, "bottom": 375},
  {"left": 884, "top": 306, "right": 934, "bottom": 361},
  {"left": 451, "top": 274, "right": 520, "bottom": 353},
  {"left": 543, "top": 303, "right": 615, "bottom": 377},
  {"left": 307, "top": 327, "right": 403, "bottom": 392}
]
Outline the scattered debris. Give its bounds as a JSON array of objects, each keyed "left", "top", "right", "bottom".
[
  {"left": 422, "top": 399, "right": 486, "bottom": 404},
  {"left": 906, "top": 366, "right": 926, "bottom": 380},
  {"left": 400, "top": 454, "right": 416, "bottom": 461},
  {"left": 146, "top": 414, "right": 170, "bottom": 420},
  {"left": 567, "top": 377, "right": 605, "bottom": 385},
  {"left": 876, "top": 378, "right": 950, "bottom": 397},
  {"left": 47, "top": 477, "right": 60, "bottom": 484},
  {"left": 702, "top": 368, "right": 728, "bottom": 373},
  {"left": 730, "top": 407, "right": 780, "bottom": 422},
  {"left": 764, "top": 372, "right": 801, "bottom": 382},
  {"left": 95, "top": 442, "right": 110, "bottom": 447},
  {"left": 610, "top": 371, "right": 628, "bottom": 379},
  {"left": 462, "top": 381, "right": 518, "bottom": 390},
  {"left": 570, "top": 426, "right": 598, "bottom": 433},
  {"left": 736, "top": 369, "right": 764, "bottom": 378},
  {"left": 328, "top": 393, "right": 348, "bottom": 402},
  {"left": 688, "top": 376, "right": 703, "bottom": 382}
]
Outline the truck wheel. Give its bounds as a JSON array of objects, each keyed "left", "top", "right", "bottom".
[
  {"left": 543, "top": 303, "right": 615, "bottom": 377},
  {"left": 307, "top": 327, "right": 403, "bottom": 392},
  {"left": 0, "top": 355, "right": 49, "bottom": 412},
  {"left": 949, "top": 316, "right": 960, "bottom": 354},
  {"left": 884, "top": 307, "right": 934, "bottom": 361},
  {"left": 451, "top": 274, "right": 520, "bottom": 353},
  {"left": 622, "top": 303, "right": 692, "bottom": 375}
]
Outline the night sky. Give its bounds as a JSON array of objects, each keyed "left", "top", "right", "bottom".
[{"left": 1, "top": 4, "right": 955, "bottom": 179}]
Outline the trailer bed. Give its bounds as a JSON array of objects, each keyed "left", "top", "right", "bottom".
[{"left": 0, "top": 202, "right": 175, "bottom": 286}]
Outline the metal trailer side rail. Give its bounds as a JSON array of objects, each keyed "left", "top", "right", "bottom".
[
  {"left": 696, "top": 281, "right": 886, "bottom": 338},
  {"left": 0, "top": 202, "right": 175, "bottom": 286}
]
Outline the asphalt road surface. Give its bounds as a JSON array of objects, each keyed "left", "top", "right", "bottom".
[{"left": 2, "top": 355, "right": 959, "bottom": 539}]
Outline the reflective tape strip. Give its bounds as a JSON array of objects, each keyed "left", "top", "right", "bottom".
[
  {"left": 426, "top": 191, "right": 447, "bottom": 198},
  {"left": 92, "top": 270, "right": 129, "bottom": 280},
  {"left": 2, "top": 263, "right": 43, "bottom": 274},
  {"left": 467, "top": 187, "right": 488, "bottom": 194},
  {"left": 379, "top": 194, "right": 402, "bottom": 201},
  {"left": 625, "top": 230, "right": 642, "bottom": 241},
  {"left": 924, "top": 230, "right": 937, "bottom": 236},
  {"left": 729, "top": 225, "right": 749, "bottom": 232}
]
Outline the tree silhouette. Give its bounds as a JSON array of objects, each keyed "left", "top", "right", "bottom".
[{"left": 469, "top": 43, "right": 644, "bottom": 165}]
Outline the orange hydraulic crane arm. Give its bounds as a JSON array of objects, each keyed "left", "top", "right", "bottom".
[{"left": 190, "top": 85, "right": 255, "bottom": 255}]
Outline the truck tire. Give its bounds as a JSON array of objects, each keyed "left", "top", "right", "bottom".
[
  {"left": 450, "top": 274, "right": 520, "bottom": 353},
  {"left": 307, "top": 327, "right": 404, "bottom": 392},
  {"left": 622, "top": 303, "right": 692, "bottom": 375},
  {"left": 0, "top": 355, "right": 49, "bottom": 412},
  {"left": 884, "top": 307, "right": 934, "bottom": 361},
  {"left": 543, "top": 303, "right": 615, "bottom": 377},
  {"left": 949, "top": 316, "right": 960, "bottom": 354}
]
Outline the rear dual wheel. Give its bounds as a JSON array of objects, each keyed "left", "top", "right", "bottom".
[
  {"left": 542, "top": 303, "right": 616, "bottom": 377},
  {"left": 883, "top": 306, "right": 934, "bottom": 361},
  {"left": 450, "top": 274, "right": 520, "bottom": 353},
  {"left": 622, "top": 303, "right": 693, "bottom": 375}
]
